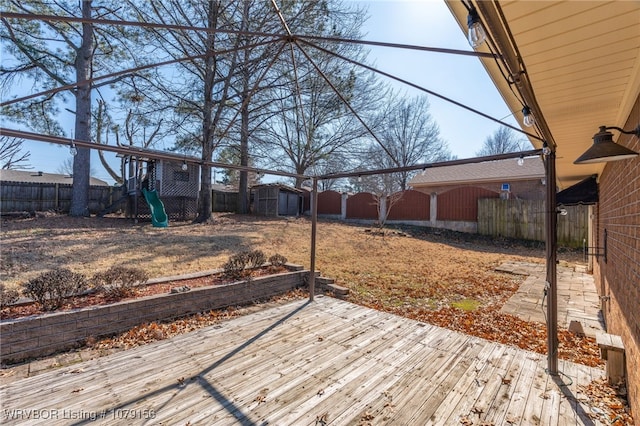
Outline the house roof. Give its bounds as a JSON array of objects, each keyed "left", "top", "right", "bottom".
[
  {"left": 251, "top": 183, "right": 304, "bottom": 193},
  {"left": 409, "top": 156, "right": 544, "bottom": 187},
  {"left": 0, "top": 169, "right": 110, "bottom": 186},
  {"left": 445, "top": 1, "right": 640, "bottom": 189}
]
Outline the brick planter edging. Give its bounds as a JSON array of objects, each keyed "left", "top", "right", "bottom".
[{"left": 0, "top": 269, "right": 310, "bottom": 364}]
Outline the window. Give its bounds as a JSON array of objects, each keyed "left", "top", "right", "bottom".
[{"left": 174, "top": 171, "right": 189, "bottom": 182}]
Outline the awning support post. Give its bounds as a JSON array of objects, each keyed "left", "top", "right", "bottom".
[
  {"left": 545, "top": 150, "right": 558, "bottom": 375},
  {"left": 309, "top": 177, "right": 318, "bottom": 301}
]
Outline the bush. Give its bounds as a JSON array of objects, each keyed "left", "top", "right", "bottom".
[
  {"left": 268, "top": 253, "right": 288, "bottom": 268},
  {"left": 22, "top": 268, "right": 87, "bottom": 311},
  {"left": 92, "top": 266, "right": 148, "bottom": 299},
  {"left": 246, "top": 249, "right": 267, "bottom": 269},
  {"left": 0, "top": 283, "right": 20, "bottom": 307},
  {"left": 222, "top": 252, "right": 249, "bottom": 279}
]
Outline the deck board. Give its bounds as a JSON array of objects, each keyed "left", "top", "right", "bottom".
[{"left": 0, "top": 296, "right": 607, "bottom": 425}]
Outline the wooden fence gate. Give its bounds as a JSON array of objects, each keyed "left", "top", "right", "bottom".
[{"left": 477, "top": 199, "right": 588, "bottom": 247}]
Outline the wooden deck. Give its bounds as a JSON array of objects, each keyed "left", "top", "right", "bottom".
[{"left": 1, "top": 296, "right": 605, "bottom": 425}]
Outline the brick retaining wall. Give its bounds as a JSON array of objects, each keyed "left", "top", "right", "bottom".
[{"left": 0, "top": 270, "right": 309, "bottom": 364}]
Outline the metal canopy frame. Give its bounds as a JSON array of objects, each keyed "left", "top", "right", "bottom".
[{"left": 0, "top": 0, "right": 559, "bottom": 374}]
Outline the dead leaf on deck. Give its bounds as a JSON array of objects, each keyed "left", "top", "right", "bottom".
[
  {"left": 315, "top": 413, "right": 328, "bottom": 425},
  {"left": 471, "top": 406, "right": 484, "bottom": 415}
]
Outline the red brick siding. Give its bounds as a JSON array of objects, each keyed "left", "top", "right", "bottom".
[
  {"left": 437, "top": 187, "right": 499, "bottom": 221},
  {"left": 593, "top": 95, "right": 640, "bottom": 420},
  {"left": 413, "top": 179, "right": 545, "bottom": 200}
]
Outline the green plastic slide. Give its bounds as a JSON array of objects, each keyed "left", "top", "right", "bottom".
[{"left": 141, "top": 188, "right": 169, "bottom": 228}]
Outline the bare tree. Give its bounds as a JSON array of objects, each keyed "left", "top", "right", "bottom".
[
  {"left": 93, "top": 100, "right": 164, "bottom": 185},
  {"left": 122, "top": 0, "right": 274, "bottom": 222},
  {"left": 354, "top": 172, "right": 403, "bottom": 230},
  {"left": 0, "top": 136, "right": 31, "bottom": 169},
  {"left": 475, "top": 127, "right": 527, "bottom": 156},
  {"left": 253, "top": 1, "right": 384, "bottom": 188},
  {"left": 365, "top": 94, "right": 451, "bottom": 191}
]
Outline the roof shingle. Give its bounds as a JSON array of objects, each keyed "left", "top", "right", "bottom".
[{"left": 409, "top": 156, "right": 544, "bottom": 186}]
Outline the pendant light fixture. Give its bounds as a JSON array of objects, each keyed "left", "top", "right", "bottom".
[{"left": 574, "top": 125, "right": 640, "bottom": 164}]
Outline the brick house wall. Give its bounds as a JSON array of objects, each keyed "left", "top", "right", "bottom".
[
  {"left": 593, "top": 95, "right": 640, "bottom": 419},
  {"left": 413, "top": 179, "right": 545, "bottom": 200}
]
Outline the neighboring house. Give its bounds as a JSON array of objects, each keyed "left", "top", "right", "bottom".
[
  {"left": 0, "top": 169, "right": 110, "bottom": 214},
  {"left": 409, "top": 156, "right": 545, "bottom": 200},
  {"left": 0, "top": 169, "right": 109, "bottom": 186},
  {"left": 446, "top": 1, "right": 640, "bottom": 416},
  {"left": 406, "top": 156, "right": 546, "bottom": 232}
]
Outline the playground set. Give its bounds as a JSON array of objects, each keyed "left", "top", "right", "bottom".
[{"left": 100, "top": 156, "right": 199, "bottom": 226}]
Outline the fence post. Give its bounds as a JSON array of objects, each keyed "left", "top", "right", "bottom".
[
  {"left": 341, "top": 192, "right": 348, "bottom": 220},
  {"left": 430, "top": 193, "right": 437, "bottom": 225}
]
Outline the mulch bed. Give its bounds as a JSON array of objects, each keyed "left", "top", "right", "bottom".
[{"left": 1, "top": 266, "right": 287, "bottom": 320}]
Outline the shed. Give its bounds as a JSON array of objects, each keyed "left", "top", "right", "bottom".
[{"left": 252, "top": 184, "right": 303, "bottom": 216}]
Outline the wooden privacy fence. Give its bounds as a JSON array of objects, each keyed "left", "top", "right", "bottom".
[
  {"left": 1, "top": 182, "right": 113, "bottom": 214},
  {"left": 477, "top": 199, "right": 588, "bottom": 247},
  {"left": 212, "top": 190, "right": 238, "bottom": 212}
]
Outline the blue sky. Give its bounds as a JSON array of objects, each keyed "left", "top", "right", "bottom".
[
  {"left": 12, "top": 0, "right": 518, "bottom": 184},
  {"left": 358, "top": 0, "right": 519, "bottom": 158}
]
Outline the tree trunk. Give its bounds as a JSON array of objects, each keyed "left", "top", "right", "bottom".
[
  {"left": 195, "top": 0, "right": 218, "bottom": 223},
  {"left": 70, "top": 0, "right": 93, "bottom": 217},
  {"left": 237, "top": 1, "right": 250, "bottom": 214},
  {"left": 238, "top": 88, "right": 250, "bottom": 214}
]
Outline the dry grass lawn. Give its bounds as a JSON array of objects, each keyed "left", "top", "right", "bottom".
[
  {"left": 1, "top": 212, "right": 558, "bottom": 292},
  {"left": 2, "top": 214, "right": 633, "bottom": 424},
  {"left": 1, "top": 213, "right": 596, "bottom": 363}
]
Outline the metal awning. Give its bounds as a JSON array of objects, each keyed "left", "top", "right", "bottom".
[{"left": 556, "top": 175, "right": 598, "bottom": 206}]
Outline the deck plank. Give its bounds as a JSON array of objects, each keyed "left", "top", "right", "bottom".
[{"left": 0, "top": 296, "right": 605, "bottom": 425}]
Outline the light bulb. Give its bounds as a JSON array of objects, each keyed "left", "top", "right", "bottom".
[
  {"left": 517, "top": 156, "right": 524, "bottom": 166},
  {"left": 467, "top": 9, "right": 486, "bottom": 48},
  {"left": 542, "top": 142, "right": 551, "bottom": 156},
  {"left": 357, "top": 175, "right": 362, "bottom": 182},
  {"left": 69, "top": 143, "right": 77, "bottom": 156},
  {"left": 181, "top": 162, "right": 188, "bottom": 171},
  {"left": 522, "top": 106, "right": 535, "bottom": 127}
]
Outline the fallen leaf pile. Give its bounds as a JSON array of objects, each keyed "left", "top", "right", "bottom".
[
  {"left": 392, "top": 304, "right": 604, "bottom": 368},
  {"left": 578, "top": 377, "right": 633, "bottom": 425}
]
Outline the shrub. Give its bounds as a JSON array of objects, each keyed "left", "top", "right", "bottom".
[
  {"left": 92, "top": 266, "right": 148, "bottom": 299},
  {"left": 246, "top": 249, "right": 267, "bottom": 269},
  {"left": 223, "top": 252, "right": 249, "bottom": 279},
  {"left": 268, "top": 253, "right": 288, "bottom": 268},
  {"left": 22, "top": 268, "right": 87, "bottom": 311},
  {"left": 0, "top": 283, "right": 20, "bottom": 307}
]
